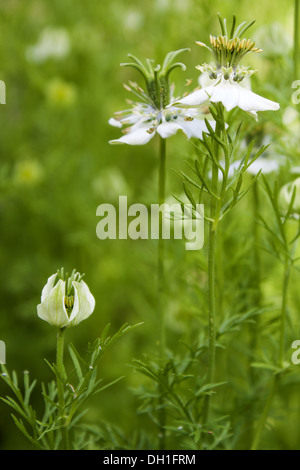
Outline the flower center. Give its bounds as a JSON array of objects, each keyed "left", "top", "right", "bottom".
[
  {"left": 55, "top": 267, "right": 85, "bottom": 314},
  {"left": 64, "top": 295, "right": 74, "bottom": 313},
  {"left": 208, "top": 35, "right": 262, "bottom": 68},
  {"left": 197, "top": 63, "right": 257, "bottom": 83},
  {"left": 196, "top": 15, "right": 262, "bottom": 81}
]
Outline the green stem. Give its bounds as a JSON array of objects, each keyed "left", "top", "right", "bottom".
[
  {"left": 249, "top": 181, "right": 262, "bottom": 365},
  {"left": 56, "top": 327, "right": 69, "bottom": 450},
  {"left": 202, "top": 107, "right": 223, "bottom": 428},
  {"left": 251, "top": 248, "right": 291, "bottom": 450},
  {"left": 250, "top": 375, "right": 279, "bottom": 450},
  {"left": 252, "top": 181, "right": 262, "bottom": 307},
  {"left": 158, "top": 136, "right": 166, "bottom": 450},
  {"left": 202, "top": 162, "right": 218, "bottom": 427},
  {"left": 158, "top": 136, "right": 166, "bottom": 358},
  {"left": 279, "top": 257, "right": 291, "bottom": 366},
  {"left": 294, "top": 0, "right": 300, "bottom": 80},
  {"left": 246, "top": 181, "right": 262, "bottom": 447}
]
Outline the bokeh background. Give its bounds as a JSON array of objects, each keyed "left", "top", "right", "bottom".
[{"left": 0, "top": 0, "right": 299, "bottom": 450}]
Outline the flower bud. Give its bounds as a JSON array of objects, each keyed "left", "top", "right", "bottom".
[{"left": 37, "top": 269, "right": 95, "bottom": 328}]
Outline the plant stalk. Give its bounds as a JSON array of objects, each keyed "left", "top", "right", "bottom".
[
  {"left": 294, "top": 0, "right": 300, "bottom": 80},
  {"left": 202, "top": 162, "right": 218, "bottom": 428},
  {"left": 202, "top": 110, "right": 222, "bottom": 428},
  {"left": 158, "top": 136, "right": 166, "bottom": 450},
  {"left": 251, "top": 251, "right": 291, "bottom": 450},
  {"left": 56, "top": 327, "right": 69, "bottom": 450},
  {"left": 158, "top": 136, "right": 166, "bottom": 357}
]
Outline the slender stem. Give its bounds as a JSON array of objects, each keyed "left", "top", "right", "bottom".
[
  {"left": 56, "top": 327, "right": 69, "bottom": 450},
  {"left": 250, "top": 375, "right": 279, "bottom": 450},
  {"left": 294, "top": 0, "right": 299, "bottom": 80},
  {"left": 158, "top": 136, "right": 166, "bottom": 450},
  {"left": 202, "top": 109, "right": 222, "bottom": 427},
  {"left": 279, "top": 257, "right": 291, "bottom": 365},
  {"left": 252, "top": 181, "right": 262, "bottom": 307},
  {"left": 251, "top": 243, "right": 292, "bottom": 450},
  {"left": 246, "top": 181, "right": 262, "bottom": 447},
  {"left": 249, "top": 181, "right": 262, "bottom": 364},
  {"left": 202, "top": 162, "right": 218, "bottom": 427},
  {"left": 158, "top": 136, "right": 166, "bottom": 357}
]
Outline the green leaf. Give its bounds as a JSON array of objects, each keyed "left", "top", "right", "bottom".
[
  {"left": 68, "top": 344, "right": 84, "bottom": 382},
  {"left": 11, "top": 414, "right": 42, "bottom": 449}
]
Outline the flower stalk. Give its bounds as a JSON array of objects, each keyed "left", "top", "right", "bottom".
[
  {"left": 157, "top": 137, "right": 167, "bottom": 450},
  {"left": 56, "top": 327, "right": 69, "bottom": 450},
  {"left": 202, "top": 113, "right": 222, "bottom": 428},
  {"left": 158, "top": 136, "right": 166, "bottom": 358},
  {"left": 294, "top": 0, "right": 300, "bottom": 79},
  {"left": 251, "top": 178, "right": 299, "bottom": 450},
  {"left": 250, "top": 254, "right": 291, "bottom": 451}
]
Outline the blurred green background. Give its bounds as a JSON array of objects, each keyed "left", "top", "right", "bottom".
[{"left": 0, "top": 0, "right": 299, "bottom": 450}]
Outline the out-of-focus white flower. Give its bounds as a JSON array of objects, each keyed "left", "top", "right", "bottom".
[
  {"left": 209, "top": 134, "right": 285, "bottom": 180},
  {"left": 229, "top": 155, "right": 283, "bottom": 176},
  {"left": 279, "top": 177, "right": 300, "bottom": 215},
  {"left": 282, "top": 106, "right": 299, "bottom": 134},
  {"left": 92, "top": 167, "right": 131, "bottom": 199},
  {"left": 254, "top": 22, "right": 292, "bottom": 59},
  {"left": 155, "top": 0, "right": 190, "bottom": 12},
  {"left": 37, "top": 270, "right": 95, "bottom": 328},
  {"left": 124, "top": 10, "right": 144, "bottom": 32},
  {"left": 26, "top": 28, "right": 71, "bottom": 63}
]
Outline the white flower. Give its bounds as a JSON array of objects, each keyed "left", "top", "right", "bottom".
[
  {"left": 174, "top": 73, "right": 280, "bottom": 120},
  {"left": 227, "top": 135, "right": 285, "bottom": 176},
  {"left": 229, "top": 156, "right": 283, "bottom": 176},
  {"left": 279, "top": 177, "right": 300, "bottom": 215},
  {"left": 37, "top": 272, "right": 95, "bottom": 328},
  {"left": 124, "top": 10, "right": 144, "bottom": 32},
  {"left": 109, "top": 50, "right": 216, "bottom": 145},
  {"left": 254, "top": 22, "right": 292, "bottom": 59},
  {"left": 26, "top": 28, "right": 70, "bottom": 63},
  {"left": 109, "top": 102, "right": 214, "bottom": 145}
]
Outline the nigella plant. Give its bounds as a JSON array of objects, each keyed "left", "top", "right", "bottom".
[
  {"left": 164, "top": 14, "right": 280, "bottom": 444},
  {"left": 108, "top": 49, "right": 215, "bottom": 448},
  {"left": 0, "top": 268, "right": 138, "bottom": 450},
  {"left": 109, "top": 50, "right": 215, "bottom": 348}
]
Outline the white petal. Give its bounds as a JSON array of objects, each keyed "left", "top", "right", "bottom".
[
  {"left": 246, "top": 110, "right": 259, "bottom": 121},
  {"left": 210, "top": 82, "right": 240, "bottom": 111},
  {"left": 198, "top": 73, "right": 218, "bottom": 88},
  {"left": 174, "top": 87, "right": 214, "bottom": 107},
  {"left": 177, "top": 118, "right": 215, "bottom": 139},
  {"left": 37, "top": 280, "right": 69, "bottom": 327},
  {"left": 69, "top": 281, "right": 95, "bottom": 327},
  {"left": 109, "top": 120, "right": 156, "bottom": 145},
  {"left": 236, "top": 85, "right": 280, "bottom": 112},
  {"left": 41, "top": 273, "right": 58, "bottom": 302},
  {"left": 108, "top": 117, "right": 123, "bottom": 128},
  {"left": 156, "top": 121, "right": 184, "bottom": 138}
]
